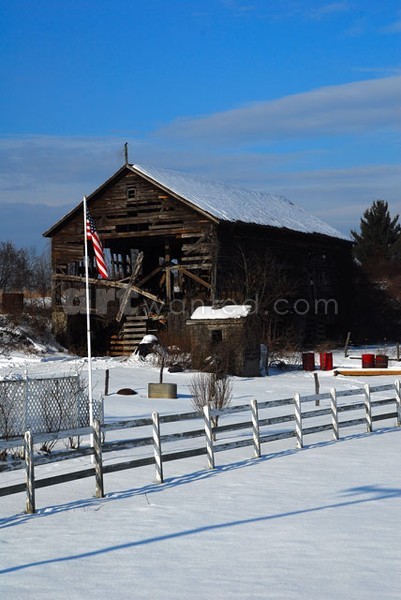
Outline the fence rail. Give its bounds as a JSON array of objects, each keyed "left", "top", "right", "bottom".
[{"left": 1, "top": 381, "right": 400, "bottom": 514}]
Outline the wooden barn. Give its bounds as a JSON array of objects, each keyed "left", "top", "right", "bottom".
[{"left": 43, "top": 163, "right": 353, "bottom": 356}]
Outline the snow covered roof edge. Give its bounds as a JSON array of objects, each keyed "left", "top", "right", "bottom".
[{"left": 190, "top": 305, "right": 252, "bottom": 320}]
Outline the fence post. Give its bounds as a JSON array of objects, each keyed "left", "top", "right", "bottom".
[
  {"left": 364, "top": 383, "right": 372, "bottom": 433},
  {"left": 314, "top": 373, "right": 320, "bottom": 405},
  {"left": 104, "top": 369, "right": 110, "bottom": 396},
  {"left": 24, "top": 430, "right": 35, "bottom": 514},
  {"left": 203, "top": 405, "right": 215, "bottom": 469},
  {"left": 24, "top": 369, "right": 29, "bottom": 432},
  {"left": 294, "top": 393, "right": 303, "bottom": 448},
  {"left": 395, "top": 380, "right": 401, "bottom": 427},
  {"left": 152, "top": 411, "right": 163, "bottom": 483},
  {"left": 251, "top": 399, "right": 261, "bottom": 458},
  {"left": 394, "top": 379, "right": 401, "bottom": 427},
  {"left": 330, "top": 388, "right": 339, "bottom": 440},
  {"left": 93, "top": 419, "right": 104, "bottom": 498}
]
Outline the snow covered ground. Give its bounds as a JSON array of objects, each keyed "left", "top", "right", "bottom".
[{"left": 1, "top": 345, "right": 401, "bottom": 599}]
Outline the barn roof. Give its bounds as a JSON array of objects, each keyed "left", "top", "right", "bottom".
[
  {"left": 43, "top": 163, "right": 348, "bottom": 241},
  {"left": 133, "top": 164, "right": 348, "bottom": 240}
]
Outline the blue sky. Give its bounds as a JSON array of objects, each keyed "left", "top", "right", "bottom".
[{"left": 0, "top": 0, "right": 400, "bottom": 248}]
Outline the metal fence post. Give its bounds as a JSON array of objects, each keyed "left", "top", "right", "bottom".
[
  {"left": 93, "top": 419, "right": 104, "bottom": 498},
  {"left": 24, "top": 369, "right": 29, "bottom": 432},
  {"left": 24, "top": 430, "right": 35, "bottom": 514}
]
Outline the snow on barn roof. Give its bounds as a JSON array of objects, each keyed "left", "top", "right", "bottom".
[
  {"left": 190, "top": 305, "right": 252, "bottom": 320},
  {"left": 133, "top": 164, "right": 348, "bottom": 240}
]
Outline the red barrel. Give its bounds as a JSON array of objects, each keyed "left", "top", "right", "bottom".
[
  {"left": 319, "top": 352, "right": 333, "bottom": 371},
  {"left": 362, "top": 353, "right": 375, "bottom": 368},
  {"left": 302, "top": 352, "right": 315, "bottom": 371},
  {"left": 375, "top": 354, "right": 388, "bottom": 368}
]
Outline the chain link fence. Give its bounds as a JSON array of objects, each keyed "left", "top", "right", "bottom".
[{"left": 0, "top": 374, "right": 103, "bottom": 439}]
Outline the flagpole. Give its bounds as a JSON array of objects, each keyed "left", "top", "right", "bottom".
[{"left": 83, "top": 195, "right": 94, "bottom": 453}]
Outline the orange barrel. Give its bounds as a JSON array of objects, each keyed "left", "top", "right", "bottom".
[
  {"left": 319, "top": 352, "right": 333, "bottom": 371},
  {"left": 302, "top": 352, "right": 315, "bottom": 371},
  {"left": 361, "top": 353, "right": 375, "bottom": 368},
  {"left": 375, "top": 354, "right": 388, "bottom": 368}
]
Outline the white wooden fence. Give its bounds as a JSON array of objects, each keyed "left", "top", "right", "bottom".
[{"left": 1, "top": 381, "right": 400, "bottom": 514}]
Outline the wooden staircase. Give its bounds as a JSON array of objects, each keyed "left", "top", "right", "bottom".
[{"left": 109, "top": 316, "right": 149, "bottom": 356}]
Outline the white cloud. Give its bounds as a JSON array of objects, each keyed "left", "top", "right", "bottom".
[
  {"left": 158, "top": 76, "right": 401, "bottom": 144},
  {"left": 306, "top": 2, "right": 350, "bottom": 20},
  {"left": 380, "top": 11, "right": 401, "bottom": 34}
]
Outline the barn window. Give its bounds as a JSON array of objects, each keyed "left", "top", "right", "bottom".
[
  {"left": 211, "top": 329, "right": 222, "bottom": 344},
  {"left": 126, "top": 187, "right": 136, "bottom": 199}
]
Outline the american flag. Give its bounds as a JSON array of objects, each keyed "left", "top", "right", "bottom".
[{"left": 86, "top": 211, "right": 109, "bottom": 279}]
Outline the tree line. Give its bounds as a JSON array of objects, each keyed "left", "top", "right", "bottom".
[{"left": 0, "top": 241, "right": 51, "bottom": 296}]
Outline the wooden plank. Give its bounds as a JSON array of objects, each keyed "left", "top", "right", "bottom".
[
  {"left": 53, "top": 274, "right": 165, "bottom": 304},
  {"left": 302, "top": 407, "right": 331, "bottom": 419},
  {"left": 34, "top": 467, "right": 95, "bottom": 489},
  {"left": 102, "top": 436, "right": 154, "bottom": 453},
  {"left": 370, "top": 398, "right": 396, "bottom": 407},
  {"left": 338, "top": 402, "right": 365, "bottom": 413},
  {"left": 160, "top": 428, "right": 206, "bottom": 444},
  {"left": 137, "top": 263, "right": 164, "bottom": 287},
  {"left": 102, "top": 455, "right": 155, "bottom": 475},
  {"left": 0, "top": 481, "right": 26, "bottom": 497},
  {"left": 160, "top": 446, "right": 207, "bottom": 463},
  {"left": 213, "top": 420, "right": 252, "bottom": 435},
  {"left": 372, "top": 412, "right": 396, "bottom": 422},
  {"left": 303, "top": 423, "right": 333, "bottom": 436},
  {"left": 116, "top": 251, "right": 144, "bottom": 322},
  {"left": 0, "top": 437, "right": 24, "bottom": 451},
  {"left": 103, "top": 417, "right": 153, "bottom": 431},
  {"left": 258, "top": 414, "right": 295, "bottom": 427},
  {"left": 214, "top": 437, "right": 254, "bottom": 453},
  {"left": 177, "top": 265, "right": 212, "bottom": 289},
  {"left": 338, "top": 417, "right": 366, "bottom": 429},
  {"left": 259, "top": 430, "right": 296, "bottom": 444},
  {"left": 334, "top": 369, "right": 401, "bottom": 376}
]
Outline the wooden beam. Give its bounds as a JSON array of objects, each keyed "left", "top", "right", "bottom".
[
  {"left": 136, "top": 263, "right": 165, "bottom": 288},
  {"left": 116, "top": 252, "right": 144, "bottom": 322},
  {"left": 177, "top": 265, "right": 212, "bottom": 289},
  {"left": 53, "top": 274, "right": 164, "bottom": 304},
  {"left": 165, "top": 241, "right": 171, "bottom": 302}
]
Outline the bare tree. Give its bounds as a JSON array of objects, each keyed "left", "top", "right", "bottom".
[
  {"left": 0, "top": 241, "right": 31, "bottom": 291},
  {"left": 0, "top": 241, "right": 51, "bottom": 296},
  {"left": 31, "top": 246, "right": 52, "bottom": 300},
  {"left": 190, "top": 371, "right": 233, "bottom": 437}
]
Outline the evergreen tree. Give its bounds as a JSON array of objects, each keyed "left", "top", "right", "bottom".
[{"left": 351, "top": 200, "right": 401, "bottom": 275}]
